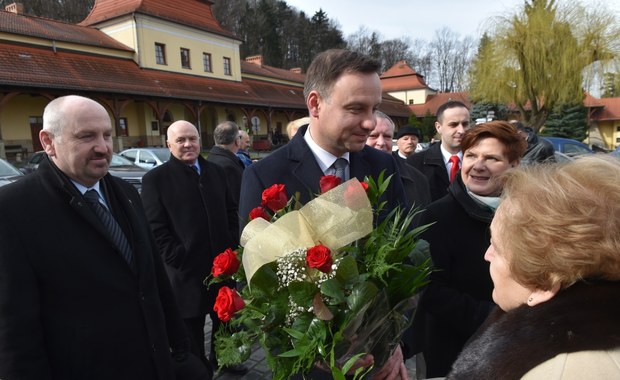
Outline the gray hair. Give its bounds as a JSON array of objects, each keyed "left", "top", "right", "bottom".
[
  {"left": 214, "top": 121, "right": 240, "bottom": 145},
  {"left": 374, "top": 110, "right": 395, "bottom": 129}
]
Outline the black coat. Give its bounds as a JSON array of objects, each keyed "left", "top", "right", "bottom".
[
  {"left": 449, "top": 281, "right": 620, "bottom": 379},
  {"left": 407, "top": 142, "right": 450, "bottom": 202},
  {"left": 239, "top": 125, "right": 408, "bottom": 229},
  {"left": 141, "top": 155, "right": 238, "bottom": 318},
  {"left": 392, "top": 152, "right": 432, "bottom": 211},
  {"left": 410, "top": 175, "right": 496, "bottom": 377},
  {"left": 206, "top": 146, "right": 244, "bottom": 209},
  {"left": 0, "top": 158, "right": 187, "bottom": 380}
]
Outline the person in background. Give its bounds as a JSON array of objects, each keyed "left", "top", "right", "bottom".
[
  {"left": 408, "top": 101, "right": 471, "bottom": 201},
  {"left": 0, "top": 95, "right": 208, "bottom": 380},
  {"left": 236, "top": 129, "right": 253, "bottom": 167},
  {"left": 394, "top": 125, "right": 421, "bottom": 159},
  {"left": 449, "top": 155, "right": 620, "bottom": 379},
  {"left": 286, "top": 116, "right": 311, "bottom": 140},
  {"left": 509, "top": 120, "right": 556, "bottom": 165},
  {"left": 239, "top": 49, "right": 408, "bottom": 380},
  {"left": 410, "top": 121, "right": 527, "bottom": 378},
  {"left": 368, "top": 111, "right": 431, "bottom": 212},
  {"left": 141, "top": 120, "right": 246, "bottom": 376},
  {"left": 207, "top": 121, "right": 245, "bottom": 210}
]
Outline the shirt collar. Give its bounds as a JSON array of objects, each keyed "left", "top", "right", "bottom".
[
  {"left": 440, "top": 144, "right": 463, "bottom": 166},
  {"left": 303, "top": 124, "right": 350, "bottom": 175}
]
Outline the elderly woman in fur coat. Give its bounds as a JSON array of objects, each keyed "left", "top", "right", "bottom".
[{"left": 448, "top": 155, "right": 620, "bottom": 380}]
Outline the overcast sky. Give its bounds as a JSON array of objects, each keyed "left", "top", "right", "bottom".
[{"left": 285, "top": 0, "right": 620, "bottom": 42}]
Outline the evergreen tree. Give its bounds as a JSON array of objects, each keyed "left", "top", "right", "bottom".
[
  {"left": 470, "top": 102, "right": 509, "bottom": 124},
  {"left": 601, "top": 72, "right": 620, "bottom": 98},
  {"left": 542, "top": 103, "right": 588, "bottom": 141},
  {"left": 419, "top": 110, "right": 437, "bottom": 142}
]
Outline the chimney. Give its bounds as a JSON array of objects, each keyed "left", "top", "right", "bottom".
[
  {"left": 290, "top": 68, "right": 302, "bottom": 74},
  {"left": 245, "top": 55, "right": 263, "bottom": 66},
  {"left": 5, "top": 2, "right": 24, "bottom": 14}
]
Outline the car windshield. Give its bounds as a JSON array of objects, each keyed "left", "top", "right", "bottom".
[
  {"left": 0, "top": 159, "right": 22, "bottom": 177},
  {"left": 151, "top": 148, "right": 170, "bottom": 163},
  {"left": 110, "top": 154, "right": 136, "bottom": 167}
]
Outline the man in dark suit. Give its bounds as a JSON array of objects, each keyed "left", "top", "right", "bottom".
[
  {"left": 239, "top": 49, "right": 408, "bottom": 379},
  {"left": 206, "top": 121, "right": 245, "bottom": 211},
  {"left": 141, "top": 120, "right": 246, "bottom": 375},
  {"left": 407, "top": 101, "right": 471, "bottom": 201},
  {"left": 0, "top": 95, "right": 207, "bottom": 380},
  {"left": 367, "top": 111, "right": 431, "bottom": 212}
]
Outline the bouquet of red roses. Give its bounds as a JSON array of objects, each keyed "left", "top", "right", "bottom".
[{"left": 208, "top": 173, "right": 430, "bottom": 379}]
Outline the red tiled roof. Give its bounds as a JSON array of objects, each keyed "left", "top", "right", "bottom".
[
  {"left": 0, "top": 10, "right": 132, "bottom": 51},
  {"left": 240, "top": 61, "right": 304, "bottom": 85},
  {"left": 584, "top": 92, "right": 604, "bottom": 108},
  {"left": 0, "top": 42, "right": 303, "bottom": 109},
  {"left": 590, "top": 97, "right": 620, "bottom": 121},
  {"left": 380, "top": 60, "right": 430, "bottom": 91},
  {"left": 379, "top": 93, "right": 411, "bottom": 118},
  {"left": 409, "top": 92, "right": 472, "bottom": 118},
  {"left": 80, "top": 0, "right": 239, "bottom": 40}
]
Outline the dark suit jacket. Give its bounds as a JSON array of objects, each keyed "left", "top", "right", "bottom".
[
  {"left": 141, "top": 155, "right": 237, "bottom": 318},
  {"left": 392, "top": 152, "right": 432, "bottom": 211},
  {"left": 206, "top": 146, "right": 244, "bottom": 209},
  {"left": 239, "top": 125, "right": 407, "bottom": 231},
  {"left": 407, "top": 142, "right": 451, "bottom": 202},
  {"left": 0, "top": 158, "right": 188, "bottom": 380}
]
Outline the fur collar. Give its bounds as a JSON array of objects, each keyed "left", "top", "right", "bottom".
[{"left": 448, "top": 281, "right": 620, "bottom": 379}]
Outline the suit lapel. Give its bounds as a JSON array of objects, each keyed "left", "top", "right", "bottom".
[
  {"left": 287, "top": 128, "right": 324, "bottom": 197},
  {"left": 349, "top": 149, "right": 372, "bottom": 182}
]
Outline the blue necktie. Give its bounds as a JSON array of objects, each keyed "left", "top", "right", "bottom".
[{"left": 84, "top": 189, "right": 135, "bottom": 271}]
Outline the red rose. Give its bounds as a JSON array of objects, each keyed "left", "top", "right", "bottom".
[
  {"left": 360, "top": 181, "right": 369, "bottom": 191},
  {"left": 319, "top": 175, "right": 342, "bottom": 194},
  {"left": 249, "top": 206, "right": 270, "bottom": 221},
  {"left": 306, "top": 244, "right": 333, "bottom": 273},
  {"left": 213, "top": 286, "right": 245, "bottom": 322},
  {"left": 212, "top": 248, "right": 240, "bottom": 277},
  {"left": 261, "top": 184, "right": 288, "bottom": 212}
]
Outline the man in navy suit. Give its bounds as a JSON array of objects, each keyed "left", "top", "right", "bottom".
[{"left": 239, "top": 49, "right": 408, "bottom": 379}]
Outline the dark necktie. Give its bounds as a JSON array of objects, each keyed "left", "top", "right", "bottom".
[
  {"left": 84, "top": 189, "right": 135, "bottom": 270},
  {"left": 449, "top": 155, "right": 460, "bottom": 183},
  {"left": 333, "top": 158, "right": 347, "bottom": 181}
]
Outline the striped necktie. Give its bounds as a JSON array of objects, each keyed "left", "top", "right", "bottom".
[{"left": 84, "top": 189, "right": 135, "bottom": 271}]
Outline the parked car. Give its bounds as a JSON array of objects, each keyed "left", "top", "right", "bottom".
[
  {"left": 21, "top": 152, "right": 147, "bottom": 192},
  {"left": 0, "top": 158, "right": 24, "bottom": 187},
  {"left": 542, "top": 137, "right": 593, "bottom": 157},
  {"left": 108, "top": 154, "right": 149, "bottom": 193},
  {"left": 119, "top": 148, "right": 170, "bottom": 170}
]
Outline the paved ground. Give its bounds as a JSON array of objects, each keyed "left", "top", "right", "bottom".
[{"left": 203, "top": 316, "right": 417, "bottom": 379}]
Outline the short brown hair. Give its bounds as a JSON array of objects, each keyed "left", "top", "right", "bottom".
[
  {"left": 496, "top": 155, "right": 620, "bottom": 291},
  {"left": 303, "top": 49, "right": 381, "bottom": 101},
  {"left": 461, "top": 121, "right": 526, "bottom": 163}
]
